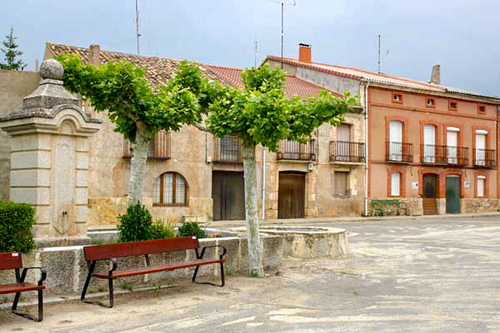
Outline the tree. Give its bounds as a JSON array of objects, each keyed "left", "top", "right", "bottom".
[
  {"left": 181, "top": 64, "right": 356, "bottom": 277},
  {"left": 0, "top": 28, "right": 27, "bottom": 71},
  {"left": 56, "top": 54, "right": 210, "bottom": 204}
]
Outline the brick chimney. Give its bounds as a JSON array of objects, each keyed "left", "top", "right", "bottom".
[
  {"left": 430, "top": 64, "right": 440, "bottom": 84},
  {"left": 89, "top": 44, "right": 101, "bottom": 66},
  {"left": 298, "top": 43, "right": 312, "bottom": 63}
]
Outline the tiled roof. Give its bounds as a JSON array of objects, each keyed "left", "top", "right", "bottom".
[
  {"left": 266, "top": 55, "right": 500, "bottom": 100},
  {"left": 46, "top": 42, "right": 220, "bottom": 87},
  {"left": 46, "top": 42, "right": 339, "bottom": 99},
  {"left": 204, "top": 64, "right": 344, "bottom": 99}
]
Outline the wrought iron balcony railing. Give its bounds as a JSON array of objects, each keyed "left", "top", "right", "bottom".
[
  {"left": 420, "top": 144, "right": 468, "bottom": 167},
  {"left": 473, "top": 148, "right": 496, "bottom": 169},
  {"left": 277, "top": 140, "right": 316, "bottom": 161},
  {"left": 386, "top": 142, "right": 413, "bottom": 163},
  {"left": 213, "top": 135, "right": 242, "bottom": 163},
  {"left": 329, "top": 141, "right": 365, "bottom": 163}
]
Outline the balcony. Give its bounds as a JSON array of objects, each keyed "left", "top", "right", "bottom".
[
  {"left": 277, "top": 140, "right": 316, "bottom": 161},
  {"left": 473, "top": 148, "right": 496, "bottom": 169},
  {"left": 213, "top": 135, "right": 242, "bottom": 163},
  {"left": 420, "top": 145, "right": 469, "bottom": 167},
  {"left": 329, "top": 141, "right": 365, "bottom": 163},
  {"left": 386, "top": 142, "right": 413, "bottom": 163},
  {"left": 123, "top": 131, "right": 171, "bottom": 160}
]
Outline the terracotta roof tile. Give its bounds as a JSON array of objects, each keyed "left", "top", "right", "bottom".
[
  {"left": 203, "top": 64, "right": 344, "bottom": 99},
  {"left": 265, "top": 55, "right": 500, "bottom": 100}
]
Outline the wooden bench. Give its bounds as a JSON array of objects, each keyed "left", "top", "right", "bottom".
[
  {"left": 81, "top": 237, "right": 227, "bottom": 308},
  {"left": 371, "top": 199, "right": 403, "bottom": 216},
  {"left": 0, "top": 253, "right": 47, "bottom": 322}
]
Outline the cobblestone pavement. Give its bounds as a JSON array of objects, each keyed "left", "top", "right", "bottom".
[{"left": 1, "top": 215, "right": 500, "bottom": 332}]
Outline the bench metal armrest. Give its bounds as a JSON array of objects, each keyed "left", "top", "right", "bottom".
[
  {"left": 198, "top": 245, "right": 227, "bottom": 260},
  {"left": 108, "top": 258, "right": 118, "bottom": 276},
  {"left": 20, "top": 267, "right": 47, "bottom": 285}
]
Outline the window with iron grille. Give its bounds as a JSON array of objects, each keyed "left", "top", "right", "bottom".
[{"left": 153, "top": 172, "right": 188, "bottom": 206}]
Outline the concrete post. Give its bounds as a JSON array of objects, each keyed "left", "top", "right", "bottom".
[{"left": 0, "top": 59, "right": 101, "bottom": 245}]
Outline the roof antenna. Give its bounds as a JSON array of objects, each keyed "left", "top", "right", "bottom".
[
  {"left": 254, "top": 38, "right": 258, "bottom": 68},
  {"left": 135, "top": 0, "right": 141, "bottom": 54},
  {"left": 377, "top": 34, "right": 381, "bottom": 73},
  {"left": 280, "top": 1, "right": 297, "bottom": 69}
]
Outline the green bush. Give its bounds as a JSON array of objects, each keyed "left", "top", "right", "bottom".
[
  {"left": 178, "top": 222, "right": 206, "bottom": 239},
  {"left": 0, "top": 202, "right": 35, "bottom": 253},
  {"left": 117, "top": 203, "right": 153, "bottom": 242},
  {"left": 150, "top": 220, "right": 176, "bottom": 240}
]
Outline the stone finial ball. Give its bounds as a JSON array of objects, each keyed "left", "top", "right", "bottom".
[{"left": 39, "top": 59, "right": 64, "bottom": 80}]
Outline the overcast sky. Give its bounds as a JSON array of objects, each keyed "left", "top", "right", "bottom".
[{"left": 1, "top": 0, "right": 499, "bottom": 95}]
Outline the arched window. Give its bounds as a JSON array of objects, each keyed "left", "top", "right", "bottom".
[{"left": 153, "top": 172, "right": 188, "bottom": 206}]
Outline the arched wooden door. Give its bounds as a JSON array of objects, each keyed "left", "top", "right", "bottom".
[
  {"left": 422, "top": 174, "right": 438, "bottom": 215},
  {"left": 278, "top": 171, "right": 306, "bottom": 219}
]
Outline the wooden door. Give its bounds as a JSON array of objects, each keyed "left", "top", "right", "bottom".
[
  {"left": 446, "top": 175, "right": 461, "bottom": 214},
  {"left": 423, "top": 125, "right": 436, "bottom": 163},
  {"left": 422, "top": 174, "right": 438, "bottom": 215},
  {"left": 336, "top": 125, "right": 350, "bottom": 161},
  {"left": 278, "top": 172, "right": 305, "bottom": 219},
  {"left": 447, "top": 129, "right": 458, "bottom": 164},
  {"left": 475, "top": 133, "right": 486, "bottom": 166},
  {"left": 212, "top": 171, "right": 245, "bottom": 221}
]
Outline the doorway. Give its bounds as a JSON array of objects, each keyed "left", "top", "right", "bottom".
[
  {"left": 212, "top": 171, "right": 245, "bottom": 221},
  {"left": 422, "top": 174, "right": 438, "bottom": 215},
  {"left": 278, "top": 171, "right": 306, "bottom": 219},
  {"left": 446, "top": 175, "right": 461, "bottom": 214}
]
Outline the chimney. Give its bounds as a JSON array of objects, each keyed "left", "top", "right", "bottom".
[
  {"left": 89, "top": 44, "right": 101, "bottom": 66},
  {"left": 430, "top": 64, "right": 440, "bottom": 84},
  {"left": 298, "top": 43, "right": 312, "bottom": 63}
]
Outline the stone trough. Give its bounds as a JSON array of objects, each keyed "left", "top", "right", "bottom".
[{"left": 232, "top": 226, "right": 349, "bottom": 259}]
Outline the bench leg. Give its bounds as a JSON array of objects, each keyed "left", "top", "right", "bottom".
[
  {"left": 81, "top": 261, "right": 95, "bottom": 303},
  {"left": 108, "top": 279, "right": 114, "bottom": 308},
  {"left": 191, "top": 263, "right": 225, "bottom": 287},
  {"left": 11, "top": 289, "right": 44, "bottom": 322}
]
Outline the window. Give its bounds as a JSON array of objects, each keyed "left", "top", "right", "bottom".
[
  {"left": 334, "top": 172, "right": 349, "bottom": 197},
  {"left": 475, "top": 130, "right": 487, "bottom": 166},
  {"left": 153, "top": 172, "right": 188, "bottom": 206},
  {"left": 392, "top": 93, "right": 403, "bottom": 104},
  {"left": 426, "top": 97, "right": 435, "bottom": 108},
  {"left": 449, "top": 101, "right": 458, "bottom": 111},
  {"left": 123, "top": 131, "right": 171, "bottom": 160},
  {"left": 478, "top": 104, "right": 486, "bottom": 114},
  {"left": 477, "top": 175, "right": 486, "bottom": 197},
  {"left": 390, "top": 172, "right": 401, "bottom": 196},
  {"left": 388, "top": 120, "right": 403, "bottom": 161}
]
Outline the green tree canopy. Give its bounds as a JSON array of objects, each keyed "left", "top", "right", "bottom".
[{"left": 0, "top": 28, "right": 27, "bottom": 71}]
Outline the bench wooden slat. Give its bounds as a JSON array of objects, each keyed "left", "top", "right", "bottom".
[
  {"left": 0, "top": 253, "right": 23, "bottom": 270},
  {"left": 93, "top": 258, "right": 225, "bottom": 279},
  {"left": 0, "top": 283, "right": 45, "bottom": 295},
  {"left": 84, "top": 237, "right": 200, "bottom": 261}
]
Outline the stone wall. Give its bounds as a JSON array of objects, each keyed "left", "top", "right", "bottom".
[
  {"left": 463, "top": 199, "right": 499, "bottom": 213},
  {"left": 0, "top": 235, "right": 283, "bottom": 301}
]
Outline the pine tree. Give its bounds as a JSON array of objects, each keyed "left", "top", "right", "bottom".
[{"left": 0, "top": 28, "right": 27, "bottom": 71}]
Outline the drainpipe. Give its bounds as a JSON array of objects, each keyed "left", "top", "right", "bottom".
[
  {"left": 261, "top": 147, "right": 267, "bottom": 220},
  {"left": 364, "top": 80, "right": 371, "bottom": 216}
]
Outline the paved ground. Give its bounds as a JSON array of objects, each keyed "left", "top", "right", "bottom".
[{"left": 2, "top": 215, "right": 500, "bottom": 332}]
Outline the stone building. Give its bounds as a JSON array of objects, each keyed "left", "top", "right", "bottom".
[
  {"left": 34, "top": 42, "right": 363, "bottom": 226},
  {"left": 267, "top": 44, "right": 500, "bottom": 215}
]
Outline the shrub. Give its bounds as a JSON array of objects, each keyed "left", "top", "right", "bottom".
[
  {"left": 117, "top": 203, "right": 153, "bottom": 242},
  {"left": 178, "top": 222, "right": 206, "bottom": 239},
  {"left": 0, "top": 202, "right": 35, "bottom": 253},
  {"left": 150, "top": 220, "right": 176, "bottom": 240}
]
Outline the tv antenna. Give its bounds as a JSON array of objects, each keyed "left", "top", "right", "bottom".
[
  {"left": 377, "top": 34, "right": 381, "bottom": 73},
  {"left": 279, "top": 1, "right": 297, "bottom": 69},
  {"left": 254, "top": 38, "right": 258, "bottom": 67},
  {"left": 135, "top": 0, "right": 141, "bottom": 54}
]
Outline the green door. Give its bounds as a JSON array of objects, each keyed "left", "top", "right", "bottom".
[{"left": 446, "top": 175, "right": 461, "bottom": 214}]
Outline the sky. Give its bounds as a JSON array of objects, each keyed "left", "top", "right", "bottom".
[{"left": 1, "top": 0, "right": 499, "bottom": 96}]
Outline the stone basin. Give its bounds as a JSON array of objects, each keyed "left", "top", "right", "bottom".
[{"left": 232, "top": 226, "right": 349, "bottom": 259}]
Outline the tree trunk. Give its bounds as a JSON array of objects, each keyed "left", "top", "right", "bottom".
[
  {"left": 128, "top": 128, "right": 150, "bottom": 205},
  {"left": 242, "top": 145, "right": 265, "bottom": 277}
]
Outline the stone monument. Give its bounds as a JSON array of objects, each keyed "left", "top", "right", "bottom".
[{"left": 0, "top": 59, "right": 101, "bottom": 245}]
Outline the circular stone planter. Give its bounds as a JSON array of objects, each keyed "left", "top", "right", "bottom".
[{"left": 233, "top": 226, "right": 349, "bottom": 259}]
